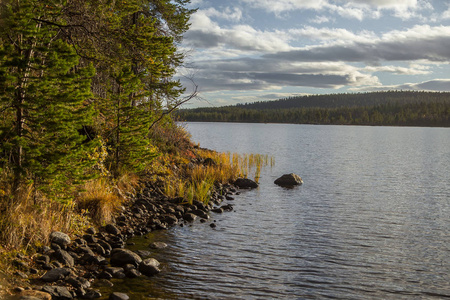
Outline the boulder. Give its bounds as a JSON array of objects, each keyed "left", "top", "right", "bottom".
[
  {"left": 274, "top": 173, "right": 303, "bottom": 187},
  {"left": 109, "top": 292, "right": 129, "bottom": 300},
  {"left": 53, "top": 249, "right": 74, "bottom": 267},
  {"left": 49, "top": 232, "right": 71, "bottom": 247},
  {"left": 66, "top": 276, "right": 91, "bottom": 290},
  {"left": 183, "top": 213, "right": 197, "bottom": 222},
  {"left": 110, "top": 249, "right": 142, "bottom": 267},
  {"left": 138, "top": 258, "right": 161, "bottom": 276},
  {"left": 41, "top": 286, "right": 72, "bottom": 300},
  {"left": 41, "top": 268, "right": 71, "bottom": 283},
  {"left": 104, "top": 224, "right": 121, "bottom": 235},
  {"left": 234, "top": 178, "right": 258, "bottom": 189}
]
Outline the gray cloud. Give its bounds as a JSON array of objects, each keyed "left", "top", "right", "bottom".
[{"left": 265, "top": 30, "right": 450, "bottom": 62}]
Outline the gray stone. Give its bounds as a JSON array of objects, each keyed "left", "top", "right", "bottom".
[
  {"left": 163, "top": 214, "right": 178, "bottom": 225},
  {"left": 92, "top": 279, "right": 114, "bottom": 288},
  {"left": 125, "top": 269, "right": 141, "bottom": 278},
  {"left": 183, "top": 213, "right": 197, "bottom": 222},
  {"left": 104, "top": 267, "right": 124, "bottom": 276},
  {"left": 109, "top": 292, "right": 129, "bottom": 300},
  {"left": 274, "top": 173, "right": 303, "bottom": 187},
  {"left": 50, "top": 232, "right": 71, "bottom": 247},
  {"left": 138, "top": 258, "right": 161, "bottom": 276},
  {"left": 83, "top": 289, "right": 102, "bottom": 299},
  {"left": 41, "top": 268, "right": 71, "bottom": 282},
  {"left": 110, "top": 249, "right": 142, "bottom": 267},
  {"left": 211, "top": 207, "right": 223, "bottom": 213},
  {"left": 135, "top": 250, "right": 151, "bottom": 258},
  {"left": 148, "top": 242, "right": 168, "bottom": 249},
  {"left": 83, "top": 234, "right": 97, "bottom": 244},
  {"left": 53, "top": 249, "right": 74, "bottom": 267},
  {"left": 234, "top": 178, "right": 258, "bottom": 189},
  {"left": 66, "top": 276, "right": 91, "bottom": 289},
  {"left": 41, "top": 286, "right": 73, "bottom": 300},
  {"left": 192, "top": 209, "right": 209, "bottom": 219},
  {"left": 104, "top": 224, "right": 120, "bottom": 235}
]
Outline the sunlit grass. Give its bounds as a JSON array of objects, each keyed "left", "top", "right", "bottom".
[
  {"left": 0, "top": 171, "right": 89, "bottom": 250},
  {"left": 163, "top": 149, "right": 274, "bottom": 205}
]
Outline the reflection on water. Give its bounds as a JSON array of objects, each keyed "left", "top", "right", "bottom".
[{"left": 104, "top": 124, "right": 450, "bottom": 299}]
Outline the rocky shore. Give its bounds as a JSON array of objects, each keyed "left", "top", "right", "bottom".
[{"left": 3, "top": 180, "right": 245, "bottom": 300}]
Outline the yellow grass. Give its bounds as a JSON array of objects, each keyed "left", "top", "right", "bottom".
[
  {"left": 0, "top": 181, "right": 89, "bottom": 250},
  {"left": 163, "top": 149, "right": 274, "bottom": 205}
]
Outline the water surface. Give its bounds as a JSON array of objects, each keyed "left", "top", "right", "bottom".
[{"left": 110, "top": 123, "right": 450, "bottom": 299}]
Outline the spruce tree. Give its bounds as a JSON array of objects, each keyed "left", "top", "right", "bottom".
[{"left": 0, "top": 0, "right": 96, "bottom": 201}]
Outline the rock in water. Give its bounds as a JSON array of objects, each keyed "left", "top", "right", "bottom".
[
  {"left": 110, "top": 249, "right": 142, "bottom": 267},
  {"left": 234, "top": 178, "right": 258, "bottom": 189},
  {"left": 109, "top": 292, "right": 129, "bottom": 300},
  {"left": 274, "top": 173, "right": 303, "bottom": 187},
  {"left": 138, "top": 258, "right": 161, "bottom": 276}
]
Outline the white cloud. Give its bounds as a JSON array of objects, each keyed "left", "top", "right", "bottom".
[
  {"left": 309, "top": 15, "right": 333, "bottom": 24},
  {"left": 441, "top": 4, "right": 450, "bottom": 19},
  {"left": 363, "top": 64, "right": 431, "bottom": 75},
  {"left": 240, "top": 0, "right": 328, "bottom": 14},
  {"left": 203, "top": 7, "right": 243, "bottom": 22},
  {"left": 239, "top": 0, "right": 432, "bottom": 20},
  {"left": 185, "top": 10, "right": 293, "bottom": 52},
  {"left": 289, "top": 26, "right": 376, "bottom": 43}
]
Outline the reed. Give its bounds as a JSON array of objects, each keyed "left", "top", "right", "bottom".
[{"left": 163, "top": 149, "right": 274, "bottom": 206}]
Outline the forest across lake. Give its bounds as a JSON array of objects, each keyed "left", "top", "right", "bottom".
[{"left": 177, "top": 91, "right": 450, "bottom": 127}]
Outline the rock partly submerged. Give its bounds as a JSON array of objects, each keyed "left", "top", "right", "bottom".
[
  {"left": 234, "top": 178, "right": 258, "bottom": 189},
  {"left": 274, "top": 173, "right": 303, "bottom": 187}
]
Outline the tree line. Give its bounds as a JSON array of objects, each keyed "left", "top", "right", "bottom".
[
  {"left": 0, "top": 0, "right": 195, "bottom": 203},
  {"left": 177, "top": 91, "right": 450, "bottom": 127}
]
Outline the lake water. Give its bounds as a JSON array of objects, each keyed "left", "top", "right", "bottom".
[{"left": 113, "top": 123, "right": 450, "bottom": 299}]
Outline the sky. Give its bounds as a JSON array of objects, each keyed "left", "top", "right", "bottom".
[{"left": 177, "top": 0, "right": 450, "bottom": 108}]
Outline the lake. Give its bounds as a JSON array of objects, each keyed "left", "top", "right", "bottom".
[{"left": 112, "top": 123, "right": 450, "bottom": 299}]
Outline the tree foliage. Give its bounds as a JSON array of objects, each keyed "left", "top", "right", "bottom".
[
  {"left": 177, "top": 91, "right": 450, "bottom": 127},
  {"left": 0, "top": 0, "right": 196, "bottom": 202}
]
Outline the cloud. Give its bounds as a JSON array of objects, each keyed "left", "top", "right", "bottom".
[
  {"left": 202, "top": 7, "right": 243, "bottom": 22},
  {"left": 362, "top": 64, "right": 431, "bottom": 75},
  {"left": 289, "top": 26, "right": 376, "bottom": 43},
  {"left": 184, "top": 10, "right": 293, "bottom": 52},
  {"left": 182, "top": 57, "right": 380, "bottom": 94},
  {"left": 352, "top": 79, "right": 450, "bottom": 92},
  {"left": 441, "top": 4, "right": 450, "bottom": 19},
  {"left": 240, "top": 0, "right": 429, "bottom": 19},
  {"left": 309, "top": 15, "right": 333, "bottom": 24},
  {"left": 266, "top": 25, "right": 450, "bottom": 63}
]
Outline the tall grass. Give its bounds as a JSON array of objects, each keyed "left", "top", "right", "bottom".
[
  {"left": 0, "top": 169, "right": 90, "bottom": 250},
  {"left": 77, "top": 172, "right": 140, "bottom": 225},
  {"left": 163, "top": 149, "right": 274, "bottom": 205}
]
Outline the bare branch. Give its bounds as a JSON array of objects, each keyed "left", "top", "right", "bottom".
[{"left": 148, "top": 76, "right": 198, "bottom": 132}]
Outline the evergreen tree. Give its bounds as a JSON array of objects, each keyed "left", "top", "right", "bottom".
[{"left": 0, "top": 0, "right": 96, "bottom": 201}]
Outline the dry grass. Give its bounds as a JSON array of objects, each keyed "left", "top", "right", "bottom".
[
  {"left": 163, "top": 149, "right": 274, "bottom": 205},
  {"left": 76, "top": 172, "right": 140, "bottom": 225},
  {"left": 0, "top": 180, "right": 89, "bottom": 250}
]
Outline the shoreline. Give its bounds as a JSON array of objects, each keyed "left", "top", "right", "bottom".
[{"left": 2, "top": 176, "right": 243, "bottom": 300}]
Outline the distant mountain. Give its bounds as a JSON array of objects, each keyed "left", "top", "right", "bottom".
[{"left": 176, "top": 91, "right": 450, "bottom": 127}]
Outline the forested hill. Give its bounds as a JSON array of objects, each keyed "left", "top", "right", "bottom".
[
  {"left": 177, "top": 91, "right": 450, "bottom": 127},
  {"left": 234, "top": 91, "right": 449, "bottom": 109}
]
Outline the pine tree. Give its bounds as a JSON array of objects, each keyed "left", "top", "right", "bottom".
[{"left": 0, "top": 0, "right": 96, "bottom": 201}]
